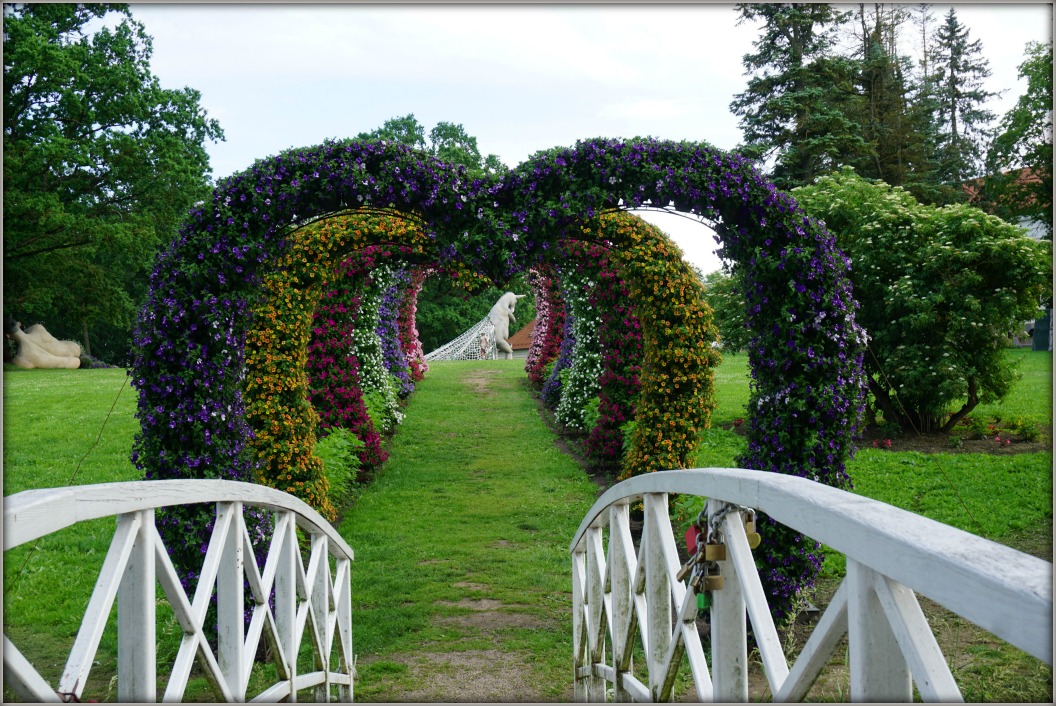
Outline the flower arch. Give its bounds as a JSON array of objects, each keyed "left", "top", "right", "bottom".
[{"left": 130, "top": 136, "right": 867, "bottom": 617}]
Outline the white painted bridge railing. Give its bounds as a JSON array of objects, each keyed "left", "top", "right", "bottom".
[
  {"left": 3, "top": 480, "right": 355, "bottom": 703},
  {"left": 570, "top": 467, "right": 1052, "bottom": 702}
]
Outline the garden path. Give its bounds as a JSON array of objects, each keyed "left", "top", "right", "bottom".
[{"left": 336, "top": 361, "right": 601, "bottom": 702}]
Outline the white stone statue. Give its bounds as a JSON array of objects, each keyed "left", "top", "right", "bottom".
[
  {"left": 488, "top": 292, "right": 525, "bottom": 360},
  {"left": 5, "top": 321, "right": 81, "bottom": 369},
  {"left": 23, "top": 323, "right": 82, "bottom": 358}
]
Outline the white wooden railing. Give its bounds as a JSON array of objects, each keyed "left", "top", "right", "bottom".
[
  {"left": 570, "top": 468, "right": 1053, "bottom": 702},
  {"left": 4, "top": 480, "right": 355, "bottom": 703}
]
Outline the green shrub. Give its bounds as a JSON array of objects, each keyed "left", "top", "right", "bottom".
[
  {"left": 1009, "top": 417, "right": 1041, "bottom": 442},
  {"left": 314, "top": 427, "right": 366, "bottom": 509},
  {"left": 965, "top": 416, "right": 991, "bottom": 440},
  {"left": 582, "top": 395, "right": 602, "bottom": 434}
]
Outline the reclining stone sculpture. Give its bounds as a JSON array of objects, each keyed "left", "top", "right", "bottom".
[
  {"left": 488, "top": 292, "right": 525, "bottom": 360},
  {"left": 4, "top": 320, "right": 81, "bottom": 369},
  {"left": 23, "top": 323, "right": 82, "bottom": 358}
]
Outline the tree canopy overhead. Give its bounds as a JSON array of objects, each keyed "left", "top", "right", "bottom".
[{"left": 3, "top": 3, "right": 224, "bottom": 358}]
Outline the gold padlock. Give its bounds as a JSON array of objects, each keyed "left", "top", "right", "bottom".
[
  {"left": 703, "top": 574, "right": 725, "bottom": 591},
  {"left": 704, "top": 543, "right": 727, "bottom": 561},
  {"left": 745, "top": 511, "right": 762, "bottom": 549}
]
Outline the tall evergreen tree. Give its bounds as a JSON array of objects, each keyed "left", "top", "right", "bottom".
[
  {"left": 931, "top": 8, "right": 999, "bottom": 186},
  {"left": 849, "top": 4, "right": 943, "bottom": 203},
  {"left": 730, "top": 3, "right": 866, "bottom": 189},
  {"left": 852, "top": 5, "right": 913, "bottom": 184}
]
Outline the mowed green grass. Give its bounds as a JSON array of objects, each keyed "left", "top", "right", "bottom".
[
  {"left": 336, "top": 361, "right": 600, "bottom": 700},
  {"left": 699, "top": 349, "right": 1052, "bottom": 542},
  {"left": 3, "top": 350, "right": 1052, "bottom": 701},
  {"left": 3, "top": 367, "right": 140, "bottom": 701}
]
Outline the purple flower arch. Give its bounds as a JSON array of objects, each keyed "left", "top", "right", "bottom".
[{"left": 130, "top": 136, "right": 867, "bottom": 620}]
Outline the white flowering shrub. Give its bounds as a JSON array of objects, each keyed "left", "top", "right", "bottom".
[
  {"left": 352, "top": 264, "right": 403, "bottom": 432},
  {"left": 555, "top": 266, "right": 603, "bottom": 430}
]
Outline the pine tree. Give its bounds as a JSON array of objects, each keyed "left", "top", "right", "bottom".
[
  {"left": 852, "top": 5, "right": 914, "bottom": 184},
  {"left": 730, "top": 3, "right": 867, "bottom": 189},
  {"left": 931, "top": 8, "right": 999, "bottom": 187},
  {"left": 848, "top": 4, "right": 943, "bottom": 203}
]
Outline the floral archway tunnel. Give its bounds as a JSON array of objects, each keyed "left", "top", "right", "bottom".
[{"left": 130, "top": 136, "right": 867, "bottom": 619}]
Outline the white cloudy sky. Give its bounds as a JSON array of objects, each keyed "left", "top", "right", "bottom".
[{"left": 130, "top": 1, "right": 1052, "bottom": 274}]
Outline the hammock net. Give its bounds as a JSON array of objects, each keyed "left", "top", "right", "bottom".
[{"left": 424, "top": 317, "right": 498, "bottom": 361}]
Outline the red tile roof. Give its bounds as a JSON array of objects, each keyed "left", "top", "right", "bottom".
[{"left": 507, "top": 319, "right": 536, "bottom": 350}]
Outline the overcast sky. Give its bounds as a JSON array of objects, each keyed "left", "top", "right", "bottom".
[{"left": 130, "top": 2, "right": 1052, "bottom": 274}]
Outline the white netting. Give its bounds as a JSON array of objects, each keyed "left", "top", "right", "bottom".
[{"left": 425, "top": 317, "right": 498, "bottom": 361}]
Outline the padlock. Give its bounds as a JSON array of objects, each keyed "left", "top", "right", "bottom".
[
  {"left": 704, "top": 542, "right": 727, "bottom": 561},
  {"left": 696, "top": 590, "right": 710, "bottom": 612},
  {"left": 745, "top": 510, "right": 762, "bottom": 549},
  {"left": 689, "top": 569, "right": 703, "bottom": 591},
  {"left": 703, "top": 574, "right": 725, "bottom": 591},
  {"left": 676, "top": 557, "right": 696, "bottom": 582},
  {"left": 701, "top": 561, "right": 724, "bottom": 591}
]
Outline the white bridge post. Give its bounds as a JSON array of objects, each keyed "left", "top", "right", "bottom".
[
  {"left": 707, "top": 499, "right": 748, "bottom": 702},
  {"left": 643, "top": 493, "right": 671, "bottom": 700},
  {"left": 848, "top": 558, "right": 912, "bottom": 701},
  {"left": 117, "top": 509, "right": 157, "bottom": 702}
]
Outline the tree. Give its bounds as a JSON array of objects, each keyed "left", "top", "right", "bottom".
[
  {"left": 730, "top": 3, "right": 867, "bottom": 189},
  {"left": 3, "top": 3, "right": 224, "bottom": 360},
  {"left": 982, "top": 40, "right": 1053, "bottom": 239},
  {"left": 930, "top": 8, "right": 999, "bottom": 186},
  {"left": 700, "top": 269, "right": 748, "bottom": 352},
  {"left": 357, "top": 113, "right": 427, "bottom": 150},
  {"left": 794, "top": 168, "right": 1051, "bottom": 433},
  {"left": 356, "top": 114, "right": 505, "bottom": 180},
  {"left": 847, "top": 4, "right": 941, "bottom": 200},
  {"left": 356, "top": 114, "right": 517, "bottom": 350}
]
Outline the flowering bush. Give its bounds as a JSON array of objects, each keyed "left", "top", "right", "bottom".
[
  {"left": 525, "top": 268, "right": 565, "bottom": 387},
  {"left": 586, "top": 256, "right": 642, "bottom": 469},
  {"left": 307, "top": 283, "right": 387, "bottom": 473},
  {"left": 595, "top": 213, "right": 720, "bottom": 478},
  {"left": 541, "top": 313, "right": 576, "bottom": 408},
  {"left": 793, "top": 168, "right": 1052, "bottom": 433},
  {"left": 376, "top": 267, "right": 414, "bottom": 397},
  {"left": 399, "top": 268, "right": 430, "bottom": 383},
  {"left": 245, "top": 234, "right": 331, "bottom": 516},
  {"left": 553, "top": 263, "right": 603, "bottom": 431}
]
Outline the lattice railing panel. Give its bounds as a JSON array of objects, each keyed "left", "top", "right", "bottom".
[
  {"left": 4, "top": 480, "right": 355, "bottom": 703},
  {"left": 570, "top": 468, "right": 1052, "bottom": 702}
]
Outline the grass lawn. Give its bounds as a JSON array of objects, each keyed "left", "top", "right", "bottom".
[
  {"left": 2, "top": 349, "right": 1052, "bottom": 701},
  {"left": 699, "top": 349, "right": 1053, "bottom": 544},
  {"left": 336, "top": 361, "right": 599, "bottom": 701}
]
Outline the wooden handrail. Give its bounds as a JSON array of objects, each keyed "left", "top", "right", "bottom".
[{"left": 4, "top": 479, "right": 353, "bottom": 560}]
